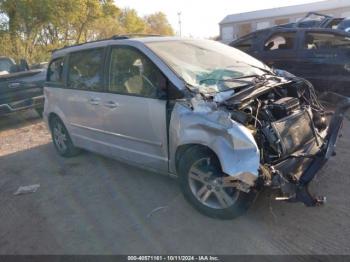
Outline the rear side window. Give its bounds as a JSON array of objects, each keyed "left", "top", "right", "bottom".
[
  {"left": 47, "top": 58, "right": 64, "bottom": 83},
  {"left": 264, "top": 32, "right": 296, "bottom": 51},
  {"left": 67, "top": 48, "right": 104, "bottom": 91},
  {"left": 304, "top": 32, "right": 350, "bottom": 49}
]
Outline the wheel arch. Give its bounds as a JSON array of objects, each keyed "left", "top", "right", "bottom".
[
  {"left": 45, "top": 106, "right": 70, "bottom": 131},
  {"left": 175, "top": 144, "right": 219, "bottom": 174},
  {"left": 48, "top": 112, "right": 60, "bottom": 127},
  {"left": 169, "top": 103, "right": 260, "bottom": 187}
]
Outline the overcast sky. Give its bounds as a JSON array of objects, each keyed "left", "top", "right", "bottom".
[{"left": 115, "top": 0, "right": 323, "bottom": 38}]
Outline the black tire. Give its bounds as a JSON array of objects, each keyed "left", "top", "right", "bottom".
[
  {"left": 178, "top": 146, "right": 256, "bottom": 219},
  {"left": 35, "top": 107, "right": 43, "bottom": 118},
  {"left": 49, "top": 116, "right": 80, "bottom": 157}
]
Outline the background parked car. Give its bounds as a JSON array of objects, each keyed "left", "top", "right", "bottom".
[
  {"left": 30, "top": 62, "right": 48, "bottom": 70},
  {"left": 0, "top": 56, "right": 46, "bottom": 116},
  {"left": 231, "top": 27, "right": 350, "bottom": 96},
  {"left": 277, "top": 12, "right": 350, "bottom": 32}
]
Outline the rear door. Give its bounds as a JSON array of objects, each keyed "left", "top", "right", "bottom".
[
  {"left": 98, "top": 45, "right": 169, "bottom": 172},
  {"left": 258, "top": 30, "right": 299, "bottom": 73},
  {"left": 297, "top": 30, "right": 350, "bottom": 93},
  {"left": 52, "top": 47, "right": 108, "bottom": 151}
]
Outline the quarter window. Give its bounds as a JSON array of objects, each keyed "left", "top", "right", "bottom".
[
  {"left": 68, "top": 48, "right": 104, "bottom": 91},
  {"left": 304, "top": 32, "right": 350, "bottom": 49},
  {"left": 48, "top": 58, "right": 64, "bottom": 83},
  {"left": 264, "top": 32, "right": 296, "bottom": 51},
  {"left": 108, "top": 47, "right": 165, "bottom": 98}
]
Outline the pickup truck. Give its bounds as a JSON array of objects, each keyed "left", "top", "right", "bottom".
[{"left": 0, "top": 56, "right": 46, "bottom": 116}]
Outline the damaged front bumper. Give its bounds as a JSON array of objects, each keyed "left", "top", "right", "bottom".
[{"left": 273, "top": 93, "right": 350, "bottom": 206}]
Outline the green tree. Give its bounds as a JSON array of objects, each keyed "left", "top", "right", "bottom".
[
  {"left": 0, "top": 1, "right": 175, "bottom": 63},
  {"left": 1, "top": 0, "right": 63, "bottom": 60},
  {"left": 119, "top": 8, "right": 146, "bottom": 34},
  {"left": 144, "top": 12, "right": 174, "bottom": 36},
  {"left": 84, "top": 0, "right": 122, "bottom": 40}
]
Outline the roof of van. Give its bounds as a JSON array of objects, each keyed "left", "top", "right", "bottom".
[{"left": 51, "top": 36, "right": 184, "bottom": 58}]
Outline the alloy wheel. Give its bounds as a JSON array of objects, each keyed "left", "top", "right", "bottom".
[
  {"left": 53, "top": 121, "right": 68, "bottom": 153},
  {"left": 188, "top": 157, "right": 239, "bottom": 209}
]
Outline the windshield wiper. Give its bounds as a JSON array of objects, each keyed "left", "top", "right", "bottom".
[
  {"left": 232, "top": 74, "right": 264, "bottom": 80},
  {"left": 199, "top": 78, "right": 252, "bottom": 86},
  {"left": 199, "top": 74, "right": 268, "bottom": 87},
  {"left": 234, "top": 73, "right": 283, "bottom": 84},
  {"left": 226, "top": 61, "right": 274, "bottom": 75}
]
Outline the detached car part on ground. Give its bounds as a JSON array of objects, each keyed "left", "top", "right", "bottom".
[
  {"left": 0, "top": 56, "right": 46, "bottom": 117},
  {"left": 44, "top": 37, "right": 350, "bottom": 219}
]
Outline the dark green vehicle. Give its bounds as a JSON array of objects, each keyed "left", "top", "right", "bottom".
[{"left": 0, "top": 56, "right": 45, "bottom": 116}]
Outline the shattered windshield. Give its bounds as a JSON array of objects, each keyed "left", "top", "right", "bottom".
[{"left": 146, "top": 39, "right": 272, "bottom": 94}]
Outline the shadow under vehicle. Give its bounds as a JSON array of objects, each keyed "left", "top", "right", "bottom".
[
  {"left": 44, "top": 36, "right": 350, "bottom": 219},
  {"left": 0, "top": 57, "right": 46, "bottom": 117}
]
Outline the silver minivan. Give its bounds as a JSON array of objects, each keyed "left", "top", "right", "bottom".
[{"left": 44, "top": 36, "right": 349, "bottom": 219}]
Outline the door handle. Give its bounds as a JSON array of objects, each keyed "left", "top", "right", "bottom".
[
  {"left": 104, "top": 101, "right": 119, "bottom": 108},
  {"left": 8, "top": 82, "right": 21, "bottom": 88},
  {"left": 89, "top": 98, "right": 100, "bottom": 105}
]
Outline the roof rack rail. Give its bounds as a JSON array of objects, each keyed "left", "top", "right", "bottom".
[
  {"left": 51, "top": 38, "right": 110, "bottom": 53},
  {"left": 52, "top": 34, "right": 162, "bottom": 53},
  {"left": 111, "top": 34, "right": 162, "bottom": 39}
]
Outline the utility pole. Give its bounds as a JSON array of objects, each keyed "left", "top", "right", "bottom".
[{"left": 177, "top": 12, "right": 182, "bottom": 37}]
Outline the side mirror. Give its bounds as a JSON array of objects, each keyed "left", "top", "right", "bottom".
[
  {"left": 156, "top": 76, "right": 168, "bottom": 99},
  {"left": 156, "top": 73, "right": 184, "bottom": 100},
  {"left": 19, "top": 59, "right": 30, "bottom": 71},
  {"left": 167, "top": 81, "right": 184, "bottom": 100}
]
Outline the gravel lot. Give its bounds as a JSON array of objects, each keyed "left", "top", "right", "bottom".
[{"left": 0, "top": 110, "right": 350, "bottom": 254}]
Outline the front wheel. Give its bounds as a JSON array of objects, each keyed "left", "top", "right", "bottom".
[
  {"left": 49, "top": 116, "right": 80, "bottom": 157},
  {"left": 178, "top": 146, "right": 256, "bottom": 219}
]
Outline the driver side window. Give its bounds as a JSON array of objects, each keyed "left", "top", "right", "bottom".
[
  {"left": 108, "top": 46, "right": 165, "bottom": 98},
  {"left": 264, "top": 32, "right": 296, "bottom": 51}
]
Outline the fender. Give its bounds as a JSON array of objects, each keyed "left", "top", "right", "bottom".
[{"left": 169, "top": 102, "right": 260, "bottom": 186}]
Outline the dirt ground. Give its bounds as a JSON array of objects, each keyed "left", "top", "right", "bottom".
[{"left": 0, "top": 110, "right": 349, "bottom": 254}]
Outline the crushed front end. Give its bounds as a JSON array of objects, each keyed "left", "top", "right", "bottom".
[{"left": 220, "top": 76, "right": 350, "bottom": 206}]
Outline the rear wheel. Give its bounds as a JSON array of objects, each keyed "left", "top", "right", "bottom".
[
  {"left": 178, "top": 146, "right": 256, "bottom": 219},
  {"left": 49, "top": 116, "right": 80, "bottom": 157}
]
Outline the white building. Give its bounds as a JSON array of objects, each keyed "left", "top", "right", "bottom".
[{"left": 219, "top": 0, "right": 350, "bottom": 43}]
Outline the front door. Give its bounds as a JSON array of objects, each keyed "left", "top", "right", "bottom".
[
  {"left": 258, "top": 30, "right": 298, "bottom": 73},
  {"left": 98, "top": 46, "right": 169, "bottom": 172}
]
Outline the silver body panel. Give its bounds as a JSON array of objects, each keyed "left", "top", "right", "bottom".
[
  {"left": 168, "top": 102, "right": 260, "bottom": 185},
  {"left": 44, "top": 37, "right": 261, "bottom": 185},
  {"left": 45, "top": 88, "right": 168, "bottom": 172}
]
